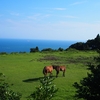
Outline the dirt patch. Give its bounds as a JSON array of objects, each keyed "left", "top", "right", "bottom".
[{"left": 39, "top": 55, "right": 60, "bottom": 61}]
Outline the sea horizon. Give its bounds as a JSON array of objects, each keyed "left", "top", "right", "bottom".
[{"left": 0, "top": 38, "right": 77, "bottom": 53}]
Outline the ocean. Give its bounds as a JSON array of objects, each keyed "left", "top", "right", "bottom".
[{"left": 0, "top": 39, "right": 76, "bottom": 53}]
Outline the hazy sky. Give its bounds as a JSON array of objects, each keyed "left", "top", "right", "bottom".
[{"left": 0, "top": 0, "right": 100, "bottom": 41}]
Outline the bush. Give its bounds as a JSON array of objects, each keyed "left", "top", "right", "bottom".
[
  {"left": 58, "top": 47, "right": 64, "bottom": 51},
  {"left": 73, "top": 51, "right": 100, "bottom": 100},
  {"left": 0, "top": 52, "right": 7, "bottom": 55},
  {"left": 28, "top": 76, "right": 58, "bottom": 100},
  {"left": 30, "top": 46, "right": 39, "bottom": 53},
  {"left": 0, "top": 73, "right": 22, "bottom": 100}
]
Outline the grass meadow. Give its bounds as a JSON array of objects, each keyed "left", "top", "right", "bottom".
[{"left": 0, "top": 50, "right": 98, "bottom": 100}]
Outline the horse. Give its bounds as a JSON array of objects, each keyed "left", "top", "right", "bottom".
[
  {"left": 43, "top": 65, "right": 54, "bottom": 77},
  {"left": 43, "top": 65, "right": 66, "bottom": 77},
  {"left": 52, "top": 65, "right": 66, "bottom": 77}
]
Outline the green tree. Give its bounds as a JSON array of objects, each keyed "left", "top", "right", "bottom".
[
  {"left": 69, "top": 34, "right": 100, "bottom": 50},
  {"left": 94, "top": 34, "right": 100, "bottom": 49},
  {"left": 73, "top": 51, "right": 100, "bottom": 100},
  {"left": 28, "top": 77, "right": 58, "bottom": 100},
  {"left": 69, "top": 42, "right": 88, "bottom": 50},
  {"left": 58, "top": 47, "right": 64, "bottom": 51},
  {"left": 30, "top": 46, "right": 39, "bottom": 53}
]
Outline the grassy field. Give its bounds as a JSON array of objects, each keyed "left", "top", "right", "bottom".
[{"left": 0, "top": 50, "right": 98, "bottom": 100}]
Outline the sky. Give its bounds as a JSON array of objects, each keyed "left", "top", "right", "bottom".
[{"left": 0, "top": 0, "right": 100, "bottom": 41}]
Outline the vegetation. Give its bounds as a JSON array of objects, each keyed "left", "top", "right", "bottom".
[
  {"left": 41, "top": 48, "right": 55, "bottom": 52},
  {"left": 30, "top": 46, "right": 39, "bottom": 53},
  {"left": 0, "top": 52, "right": 8, "bottom": 55},
  {"left": 0, "top": 73, "right": 21, "bottom": 100},
  {"left": 73, "top": 50, "right": 100, "bottom": 100},
  {"left": 0, "top": 50, "right": 98, "bottom": 100},
  {"left": 69, "top": 34, "right": 100, "bottom": 50},
  {"left": 28, "top": 76, "right": 58, "bottom": 100}
]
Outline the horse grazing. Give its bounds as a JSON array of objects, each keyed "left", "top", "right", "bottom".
[
  {"left": 43, "top": 65, "right": 66, "bottom": 77},
  {"left": 52, "top": 65, "right": 66, "bottom": 77},
  {"left": 43, "top": 65, "right": 54, "bottom": 77}
]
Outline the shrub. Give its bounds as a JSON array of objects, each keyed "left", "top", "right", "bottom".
[
  {"left": 28, "top": 76, "right": 58, "bottom": 100},
  {"left": 0, "top": 52, "right": 7, "bottom": 55},
  {"left": 0, "top": 73, "right": 22, "bottom": 100},
  {"left": 58, "top": 47, "right": 64, "bottom": 51},
  {"left": 73, "top": 51, "right": 100, "bottom": 100},
  {"left": 30, "top": 46, "right": 39, "bottom": 53},
  {"left": 41, "top": 48, "right": 55, "bottom": 52}
]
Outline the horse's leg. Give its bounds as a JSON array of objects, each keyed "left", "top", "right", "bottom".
[
  {"left": 56, "top": 71, "right": 59, "bottom": 77},
  {"left": 63, "top": 71, "right": 65, "bottom": 77}
]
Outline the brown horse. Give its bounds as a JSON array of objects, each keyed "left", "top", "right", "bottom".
[
  {"left": 43, "top": 65, "right": 54, "bottom": 77},
  {"left": 43, "top": 65, "right": 66, "bottom": 77},
  {"left": 52, "top": 65, "right": 66, "bottom": 77}
]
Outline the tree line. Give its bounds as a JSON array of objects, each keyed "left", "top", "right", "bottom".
[
  {"left": 30, "top": 34, "right": 100, "bottom": 53},
  {"left": 30, "top": 47, "right": 64, "bottom": 53},
  {"left": 69, "top": 34, "right": 100, "bottom": 50}
]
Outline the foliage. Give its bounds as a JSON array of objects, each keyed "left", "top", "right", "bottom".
[
  {"left": 28, "top": 76, "right": 58, "bottom": 100},
  {"left": 58, "top": 47, "right": 64, "bottom": 51},
  {"left": 0, "top": 73, "right": 22, "bottom": 100},
  {"left": 0, "top": 52, "right": 8, "bottom": 55},
  {"left": 30, "top": 46, "right": 39, "bottom": 53},
  {"left": 69, "top": 42, "right": 89, "bottom": 50},
  {"left": 41, "top": 48, "right": 55, "bottom": 52},
  {"left": 69, "top": 34, "right": 100, "bottom": 50},
  {"left": 73, "top": 51, "right": 100, "bottom": 100}
]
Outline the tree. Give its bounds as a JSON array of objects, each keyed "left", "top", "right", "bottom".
[
  {"left": 28, "top": 77, "right": 58, "bottom": 100},
  {"left": 69, "top": 42, "right": 88, "bottom": 50},
  {"left": 73, "top": 51, "right": 100, "bottom": 100},
  {"left": 30, "top": 46, "right": 39, "bottom": 53},
  {"left": 58, "top": 47, "right": 64, "bottom": 51},
  {"left": 94, "top": 34, "right": 100, "bottom": 49},
  {"left": 69, "top": 34, "right": 100, "bottom": 50}
]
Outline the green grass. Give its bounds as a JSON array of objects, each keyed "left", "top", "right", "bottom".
[{"left": 0, "top": 50, "right": 98, "bottom": 100}]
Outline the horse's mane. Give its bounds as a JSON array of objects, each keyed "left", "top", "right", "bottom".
[{"left": 52, "top": 65, "right": 59, "bottom": 69}]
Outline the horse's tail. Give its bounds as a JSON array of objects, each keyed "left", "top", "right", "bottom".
[
  {"left": 63, "top": 66, "right": 66, "bottom": 77},
  {"left": 43, "top": 66, "right": 46, "bottom": 75}
]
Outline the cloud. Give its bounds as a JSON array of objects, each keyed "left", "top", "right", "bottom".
[
  {"left": 27, "top": 13, "right": 51, "bottom": 21},
  {"left": 70, "top": 1, "right": 87, "bottom": 6},
  {"left": 1, "top": 18, "right": 100, "bottom": 41}
]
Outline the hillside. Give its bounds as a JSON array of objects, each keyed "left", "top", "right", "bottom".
[
  {"left": 0, "top": 50, "right": 98, "bottom": 100},
  {"left": 69, "top": 34, "right": 100, "bottom": 50}
]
